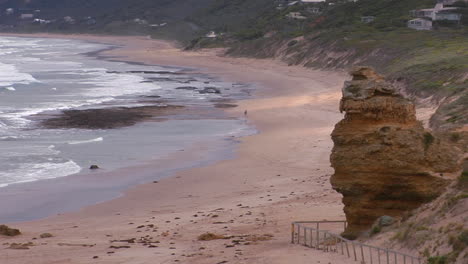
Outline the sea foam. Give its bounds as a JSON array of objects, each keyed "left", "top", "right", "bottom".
[
  {"left": 0, "top": 160, "right": 81, "bottom": 188},
  {"left": 0, "top": 62, "right": 38, "bottom": 86},
  {"left": 68, "top": 137, "right": 104, "bottom": 145}
]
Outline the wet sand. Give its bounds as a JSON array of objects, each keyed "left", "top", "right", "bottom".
[{"left": 0, "top": 34, "right": 353, "bottom": 264}]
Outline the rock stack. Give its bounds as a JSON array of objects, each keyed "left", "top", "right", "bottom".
[{"left": 330, "top": 67, "right": 462, "bottom": 238}]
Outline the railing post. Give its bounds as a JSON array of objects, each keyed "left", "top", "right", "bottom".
[
  {"left": 341, "top": 238, "right": 344, "bottom": 255},
  {"left": 316, "top": 222, "right": 320, "bottom": 248},
  {"left": 386, "top": 249, "right": 390, "bottom": 264},
  {"left": 403, "top": 255, "right": 406, "bottom": 264},
  {"left": 352, "top": 242, "right": 357, "bottom": 261},
  {"left": 303, "top": 227, "right": 307, "bottom": 246},
  {"left": 395, "top": 252, "right": 398, "bottom": 264},
  {"left": 309, "top": 228, "right": 313, "bottom": 248},
  {"left": 346, "top": 241, "right": 350, "bottom": 257},
  {"left": 360, "top": 244, "right": 365, "bottom": 263},
  {"left": 316, "top": 229, "right": 320, "bottom": 249},
  {"left": 378, "top": 248, "right": 381, "bottom": 264},
  {"left": 335, "top": 237, "right": 338, "bottom": 253},
  {"left": 370, "top": 246, "right": 373, "bottom": 264},
  {"left": 297, "top": 225, "right": 301, "bottom": 244},
  {"left": 291, "top": 223, "right": 295, "bottom": 244},
  {"left": 323, "top": 232, "right": 328, "bottom": 252}
]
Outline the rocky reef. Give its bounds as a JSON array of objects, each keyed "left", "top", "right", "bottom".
[{"left": 330, "top": 67, "right": 463, "bottom": 238}]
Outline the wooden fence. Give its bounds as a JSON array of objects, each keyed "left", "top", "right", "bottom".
[{"left": 291, "top": 221, "right": 424, "bottom": 264}]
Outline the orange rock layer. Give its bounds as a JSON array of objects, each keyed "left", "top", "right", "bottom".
[{"left": 330, "top": 67, "right": 462, "bottom": 238}]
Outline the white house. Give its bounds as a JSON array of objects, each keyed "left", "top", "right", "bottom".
[
  {"left": 286, "top": 12, "right": 307, "bottom": 20},
  {"left": 439, "top": 0, "right": 468, "bottom": 5},
  {"left": 306, "top": 7, "right": 322, "bottom": 14},
  {"left": 435, "top": 10, "right": 462, "bottom": 21},
  {"left": 410, "top": 2, "right": 461, "bottom": 21},
  {"left": 361, "top": 16, "right": 375, "bottom": 23},
  {"left": 205, "top": 31, "right": 218, "bottom": 38},
  {"left": 407, "top": 18, "right": 433, "bottom": 30},
  {"left": 34, "top": 18, "right": 51, "bottom": 24},
  {"left": 20, "top": 14, "right": 34, "bottom": 20},
  {"left": 5, "top": 8, "right": 14, "bottom": 15},
  {"left": 64, "top": 16, "right": 75, "bottom": 24}
]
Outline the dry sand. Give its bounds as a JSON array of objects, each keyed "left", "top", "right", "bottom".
[{"left": 0, "top": 34, "right": 354, "bottom": 264}]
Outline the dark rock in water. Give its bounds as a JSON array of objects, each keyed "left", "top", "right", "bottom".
[
  {"left": 142, "top": 95, "right": 161, "bottom": 98},
  {"left": 199, "top": 87, "right": 221, "bottom": 94},
  {"left": 128, "top": 70, "right": 183, "bottom": 75},
  {"left": 177, "top": 78, "right": 197, "bottom": 83},
  {"left": 41, "top": 105, "right": 184, "bottom": 129},
  {"left": 176, "top": 86, "right": 197, "bottom": 91},
  {"left": 90, "top": 165, "right": 100, "bottom": 170},
  {"left": 214, "top": 103, "right": 238, "bottom": 108},
  {"left": 127, "top": 70, "right": 182, "bottom": 75},
  {"left": 0, "top": 225, "right": 21, "bottom": 236},
  {"left": 147, "top": 77, "right": 175, "bottom": 82},
  {"left": 232, "top": 82, "right": 247, "bottom": 87}
]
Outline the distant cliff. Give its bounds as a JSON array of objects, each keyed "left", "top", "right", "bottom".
[{"left": 330, "top": 67, "right": 464, "bottom": 238}]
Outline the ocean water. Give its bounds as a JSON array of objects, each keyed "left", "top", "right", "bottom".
[{"left": 0, "top": 36, "right": 252, "bottom": 189}]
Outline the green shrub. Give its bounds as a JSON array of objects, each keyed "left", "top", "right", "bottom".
[
  {"left": 458, "top": 230, "right": 468, "bottom": 245},
  {"left": 427, "top": 255, "right": 448, "bottom": 264},
  {"left": 423, "top": 132, "right": 435, "bottom": 150},
  {"left": 371, "top": 225, "right": 381, "bottom": 235},
  {"left": 288, "top": 40, "right": 299, "bottom": 47}
]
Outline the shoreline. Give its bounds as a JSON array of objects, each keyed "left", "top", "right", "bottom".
[
  {"left": 0, "top": 35, "right": 254, "bottom": 223},
  {"left": 0, "top": 34, "right": 352, "bottom": 264}
]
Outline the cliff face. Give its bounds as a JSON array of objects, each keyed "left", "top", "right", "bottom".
[{"left": 330, "top": 67, "right": 463, "bottom": 238}]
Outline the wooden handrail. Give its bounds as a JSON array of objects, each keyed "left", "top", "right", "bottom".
[{"left": 291, "top": 221, "right": 423, "bottom": 264}]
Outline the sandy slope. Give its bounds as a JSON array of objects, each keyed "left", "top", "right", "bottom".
[{"left": 0, "top": 34, "right": 354, "bottom": 264}]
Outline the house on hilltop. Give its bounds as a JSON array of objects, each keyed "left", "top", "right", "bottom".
[
  {"left": 361, "top": 16, "right": 375, "bottom": 23},
  {"left": 205, "top": 31, "right": 217, "bottom": 38},
  {"left": 439, "top": 0, "right": 468, "bottom": 5},
  {"left": 408, "top": 0, "right": 463, "bottom": 29},
  {"left": 410, "top": 1, "right": 461, "bottom": 21},
  {"left": 407, "top": 18, "right": 433, "bottom": 30},
  {"left": 306, "top": 7, "right": 322, "bottom": 14},
  {"left": 286, "top": 12, "right": 307, "bottom": 19},
  {"left": 20, "top": 14, "right": 34, "bottom": 20}
]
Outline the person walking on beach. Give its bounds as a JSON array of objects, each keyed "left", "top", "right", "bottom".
[{"left": 244, "top": 110, "right": 248, "bottom": 116}]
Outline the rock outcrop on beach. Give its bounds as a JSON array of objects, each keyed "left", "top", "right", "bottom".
[
  {"left": 41, "top": 105, "right": 184, "bottom": 129},
  {"left": 330, "top": 67, "right": 464, "bottom": 238}
]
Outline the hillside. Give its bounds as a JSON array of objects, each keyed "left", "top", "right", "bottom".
[
  {"left": 0, "top": 0, "right": 213, "bottom": 39},
  {"left": 186, "top": 0, "right": 468, "bottom": 131}
]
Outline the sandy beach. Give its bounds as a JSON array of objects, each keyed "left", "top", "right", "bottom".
[{"left": 0, "top": 34, "right": 353, "bottom": 264}]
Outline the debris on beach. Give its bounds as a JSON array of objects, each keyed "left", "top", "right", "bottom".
[
  {"left": 0, "top": 225, "right": 21, "bottom": 236},
  {"left": 39, "top": 233, "right": 54, "bottom": 239},
  {"left": 197, "top": 232, "right": 227, "bottom": 241},
  {"left": 8, "top": 242, "right": 34, "bottom": 250}
]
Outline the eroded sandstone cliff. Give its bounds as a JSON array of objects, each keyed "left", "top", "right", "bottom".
[{"left": 330, "top": 67, "right": 463, "bottom": 238}]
